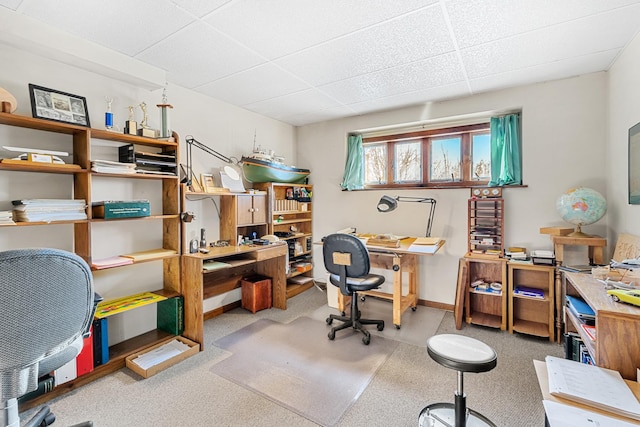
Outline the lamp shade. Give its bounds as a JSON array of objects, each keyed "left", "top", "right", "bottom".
[{"left": 377, "top": 195, "right": 398, "bottom": 212}]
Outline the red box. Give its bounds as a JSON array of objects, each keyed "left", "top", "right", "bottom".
[{"left": 241, "top": 275, "right": 272, "bottom": 314}]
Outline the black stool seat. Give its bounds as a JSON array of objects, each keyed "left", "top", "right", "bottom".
[{"left": 426, "top": 334, "right": 497, "bottom": 373}]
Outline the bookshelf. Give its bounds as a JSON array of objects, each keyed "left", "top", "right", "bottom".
[
  {"left": 0, "top": 112, "right": 183, "bottom": 409},
  {"left": 468, "top": 197, "right": 504, "bottom": 256},
  {"left": 508, "top": 263, "right": 555, "bottom": 341},
  {"left": 464, "top": 255, "right": 508, "bottom": 330}
]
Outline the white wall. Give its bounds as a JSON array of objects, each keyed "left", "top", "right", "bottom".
[
  {"left": 297, "top": 73, "right": 608, "bottom": 305},
  {"left": 0, "top": 41, "right": 296, "bottom": 342},
  {"left": 608, "top": 32, "right": 640, "bottom": 242}
]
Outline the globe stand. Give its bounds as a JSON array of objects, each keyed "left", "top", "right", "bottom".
[{"left": 567, "top": 224, "right": 593, "bottom": 238}]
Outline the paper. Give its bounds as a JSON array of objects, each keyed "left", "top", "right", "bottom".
[
  {"left": 546, "top": 356, "right": 640, "bottom": 420},
  {"left": 413, "top": 237, "right": 441, "bottom": 245},
  {"left": 543, "top": 400, "right": 637, "bottom": 427},
  {"left": 408, "top": 243, "right": 440, "bottom": 254},
  {"left": 131, "top": 339, "right": 190, "bottom": 370},
  {"left": 91, "top": 256, "right": 134, "bottom": 269}
]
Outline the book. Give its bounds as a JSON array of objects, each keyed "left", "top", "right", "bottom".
[
  {"left": 92, "top": 200, "right": 150, "bottom": 219},
  {"left": 566, "top": 295, "right": 595, "bottom": 324},
  {"left": 95, "top": 292, "right": 168, "bottom": 318},
  {"left": 17, "top": 375, "right": 55, "bottom": 404},
  {"left": 91, "top": 256, "right": 134, "bottom": 269},
  {"left": 92, "top": 317, "right": 109, "bottom": 366},
  {"left": 580, "top": 323, "right": 596, "bottom": 341},
  {"left": 76, "top": 329, "right": 94, "bottom": 377},
  {"left": 514, "top": 286, "right": 544, "bottom": 298},
  {"left": 157, "top": 296, "right": 184, "bottom": 335},
  {"left": 546, "top": 355, "right": 640, "bottom": 420}
]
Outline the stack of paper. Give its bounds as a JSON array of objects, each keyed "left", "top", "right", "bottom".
[
  {"left": 408, "top": 237, "right": 442, "bottom": 254},
  {"left": 91, "top": 159, "right": 137, "bottom": 174},
  {"left": 120, "top": 248, "right": 177, "bottom": 261},
  {"left": 546, "top": 355, "right": 640, "bottom": 420},
  {"left": 91, "top": 256, "right": 134, "bottom": 270},
  {"left": 130, "top": 339, "right": 191, "bottom": 370},
  {"left": 12, "top": 199, "right": 87, "bottom": 222},
  {"left": 0, "top": 210, "right": 15, "bottom": 225},
  {"left": 543, "top": 400, "right": 637, "bottom": 427}
]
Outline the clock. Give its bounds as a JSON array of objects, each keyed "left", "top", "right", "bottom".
[
  {"left": 471, "top": 187, "right": 502, "bottom": 198},
  {"left": 488, "top": 187, "right": 502, "bottom": 198}
]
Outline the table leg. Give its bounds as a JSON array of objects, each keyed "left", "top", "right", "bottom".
[{"left": 393, "top": 255, "right": 402, "bottom": 328}]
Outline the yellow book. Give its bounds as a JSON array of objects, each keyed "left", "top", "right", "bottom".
[
  {"left": 95, "top": 292, "right": 167, "bottom": 318},
  {"left": 413, "top": 237, "right": 441, "bottom": 245},
  {"left": 121, "top": 248, "right": 177, "bottom": 261}
]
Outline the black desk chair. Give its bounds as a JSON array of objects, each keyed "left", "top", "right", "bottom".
[
  {"left": 322, "top": 233, "right": 385, "bottom": 345},
  {"left": 0, "top": 248, "right": 96, "bottom": 427}
]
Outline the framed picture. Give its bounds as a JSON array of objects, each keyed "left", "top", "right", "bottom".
[
  {"left": 28, "top": 84, "right": 90, "bottom": 127},
  {"left": 190, "top": 175, "right": 204, "bottom": 193},
  {"left": 629, "top": 122, "right": 640, "bottom": 204},
  {"left": 200, "top": 173, "right": 216, "bottom": 193}
]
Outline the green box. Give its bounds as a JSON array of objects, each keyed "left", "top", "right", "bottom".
[{"left": 92, "top": 200, "right": 150, "bottom": 219}]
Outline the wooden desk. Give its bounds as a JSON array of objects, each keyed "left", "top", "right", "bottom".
[
  {"left": 334, "top": 237, "right": 445, "bottom": 329},
  {"left": 181, "top": 243, "right": 287, "bottom": 348},
  {"left": 551, "top": 235, "right": 607, "bottom": 341},
  {"left": 534, "top": 359, "right": 640, "bottom": 425}
]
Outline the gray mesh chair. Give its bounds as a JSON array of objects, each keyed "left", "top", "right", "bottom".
[
  {"left": 0, "top": 248, "right": 95, "bottom": 427},
  {"left": 322, "top": 233, "right": 385, "bottom": 345}
]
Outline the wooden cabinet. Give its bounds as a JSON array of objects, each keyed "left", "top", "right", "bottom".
[
  {"left": 254, "top": 182, "right": 314, "bottom": 298},
  {"left": 508, "top": 263, "right": 555, "bottom": 341},
  {"left": 0, "top": 112, "right": 182, "bottom": 408},
  {"left": 220, "top": 193, "right": 268, "bottom": 245},
  {"left": 464, "top": 256, "right": 507, "bottom": 330},
  {"left": 468, "top": 198, "right": 504, "bottom": 256},
  {"left": 564, "top": 271, "right": 640, "bottom": 380}
]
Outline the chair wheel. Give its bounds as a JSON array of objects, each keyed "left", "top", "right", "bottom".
[
  {"left": 362, "top": 335, "right": 370, "bottom": 345},
  {"left": 411, "top": 306, "right": 417, "bottom": 311},
  {"left": 341, "top": 311, "right": 346, "bottom": 316},
  {"left": 395, "top": 324, "right": 401, "bottom": 329},
  {"left": 360, "top": 296, "right": 366, "bottom": 301},
  {"left": 377, "top": 322, "right": 384, "bottom": 331},
  {"left": 326, "top": 317, "right": 333, "bottom": 325},
  {"left": 328, "top": 330, "right": 335, "bottom": 340}
]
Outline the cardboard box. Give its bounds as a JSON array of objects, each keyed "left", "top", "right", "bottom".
[
  {"left": 125, "top": 336, "right": 199, "bottom": 378},
  {"left": 92, "top": 200, "right": 150, "bottom": 219}
]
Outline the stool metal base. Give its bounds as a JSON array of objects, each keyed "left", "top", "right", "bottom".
[{"left": 418, "top": 403, "right": 496, "bottom": 427}]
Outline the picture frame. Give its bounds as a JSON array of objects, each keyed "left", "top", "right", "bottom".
[
  {"left": 28, "top": 84, "right": 90, "bottom": 127},
  {"left": 190, "top": 174, "right": 204, "bottom": 193},
  {"left": 200, "top": 173, "right": 216, "bottom": 193},
  {"left": 629, "top": 122, "right": 640, "bottom": 204}
]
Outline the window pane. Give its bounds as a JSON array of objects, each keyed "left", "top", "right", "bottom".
[
  {"left": 472, "top": 133, "right": 491, "bottom": 180},
  {"left": 394, "top": 140, "right": 421, "bottom": 182},
  {"left": 364, "top": 143, "right": 387, "bottom": 184},
  {"left": 430, "top": 137, "right": 461, "bottom": 181}
]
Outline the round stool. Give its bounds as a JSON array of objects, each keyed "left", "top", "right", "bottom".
[{"left": 418, "top": 334, "right": 497, "bottom": 427}]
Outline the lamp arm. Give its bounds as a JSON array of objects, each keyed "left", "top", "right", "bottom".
[
  {"left": 185, "top": 136, "right": 238, "bottom": 186},
  {"left": 395, "top": 196, "right": 437, "bottom": 237}
]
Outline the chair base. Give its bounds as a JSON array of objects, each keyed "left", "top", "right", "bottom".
[
  {"left": 418, "top": 403, "right": 496, "bottom": 427},
  {"left": 326, "top": 292, "right": 384, "bottom": 345}
]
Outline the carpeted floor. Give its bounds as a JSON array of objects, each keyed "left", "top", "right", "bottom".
[
  {"left": 211, "top": 316, "right": 398, "bottom": 426},
  {"left": 19, "top": 287, "right": 564, "bottom": 426}
]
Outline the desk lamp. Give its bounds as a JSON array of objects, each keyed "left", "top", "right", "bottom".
[
  {"left": 377, "top": 195, "right": 436, "bottom": 237},
  {"left": 184, "top": 136, "right": 242, "bottom": 189}
]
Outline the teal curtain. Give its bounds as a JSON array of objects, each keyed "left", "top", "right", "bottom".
[
  {"left": 341, "top": 134, "right": 364, "bottom": 190},
  {"left": 489, "top": 114, "right": 522, "bottom": 186}
]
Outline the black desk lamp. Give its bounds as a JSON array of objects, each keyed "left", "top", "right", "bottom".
[
  {"left": 184, "top": 136, "right": 240, "bottom": 187},
  {"left": 377, "top": 195, "right": 437, "bottom": 237}
]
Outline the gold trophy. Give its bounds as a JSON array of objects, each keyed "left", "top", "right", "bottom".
[
  {"left": 124, "top": 105, "right": 137, "bottom": 135},
  {"left": 137, "top": 102, "right": 156, "bottom": 138}
]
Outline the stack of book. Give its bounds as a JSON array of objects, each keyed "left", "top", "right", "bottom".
[
  {"left": 12, "top": 199, "right": 87, "bottom": 222},
  {"left": 0, "top": 210, "right": 15, "bottom": 225},
  {"left": 514, "top": 286, "right": 544, "bottom": 298},
  {"left": 91, "top": 159, "right": 137, "bottom": 174}
]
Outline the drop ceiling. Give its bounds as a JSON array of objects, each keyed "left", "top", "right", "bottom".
[{"left": 2, "top": 0, "right": 640, "bottom": 126}]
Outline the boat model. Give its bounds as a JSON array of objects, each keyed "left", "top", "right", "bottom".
[{"left": 241, "top": 145, "right": 310, "bottom": 184}]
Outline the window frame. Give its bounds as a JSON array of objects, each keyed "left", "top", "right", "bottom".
[{"left": 362, "top": 123, "right": 490, "bottom": 189}]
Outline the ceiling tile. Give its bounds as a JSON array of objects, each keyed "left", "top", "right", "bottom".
[
  {"left": 469, "top": 50, "right": 619, "bottom": 95},
  {"left": 275, "top": 6, "right": 454, "bottom": 86},
  {"left": 204, "top": 0, "right": 438, "bottom": 59},
  {"left": 319, "top": 52, "right": 465, "bottom": 104},
  {"left": 0, "top": 0, "right": 21, "bottom": 10},
  {"left": 447, "top": 0, "right": 640, "bottom": 48},
  {"left": 198, "top": 63, "right": 311, "bottom": 106},
  {"left": 136, "top": 21, "right": 265, "bottom": 89},
  {"left": 245, "top": 89, "right": 342, "bottom": 120},
  {"left": 461, "top": 7, "right": 640, "bottom": 79},
  {"left": 19, "top": 0, "right": 195, "bottom": 56},
  {"left": 281, "top": 105, "right": 359, "bottom": 127},
  {"left": 169, "top": 0, "right": 232, "bottom": 18}
]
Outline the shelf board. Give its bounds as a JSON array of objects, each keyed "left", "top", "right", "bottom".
[
  {"left": 91, "top": 128, "right": 178, "bottom": 148},
  {"left": 273, "top": 218, "right": 312, "bottom": 225},
  {"left": 273, "top": 210, "right": 312, "bottom": 215},
  {"left": 0, "top": 111, "right": 87, "bottom": 134},
  {"left": 512, "top": 319, "right": 550, "bottom": 337},
  {"left": 90, "top": 214, "right": 179, "bottom": 222},
  {"left": 92, "top": 172, "right": 178, "bottom": 180},
  {"left": 0, "top": 161, "right": 87, "bottom": 174},
  {"left": 467, "top": 312, "right": 502, "bottom": 328},
  {"left": 0, "top": 219, "right": 88, "bottom": 227}
]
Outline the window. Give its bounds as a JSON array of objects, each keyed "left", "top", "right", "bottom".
[{"left": 363, "top": 123, "right": 490, "bottom": 188}]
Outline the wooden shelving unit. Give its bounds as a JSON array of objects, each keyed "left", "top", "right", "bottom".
[
  {"left": 0, "top": 112, "right": 182, "bottom": 409},
  {"left": 468, "top": 197, "right": 504, "bottom": 256},
  {"left": 254, "top": 182, "right": 314, "bottom": 298},
  {"left": 508, "top": 263, "right": 555, "bottom": 341},
  {"left": 220, "top": 193, "right": 268, "bottom": 246},
  {"left": 464, "top": 255, "right": 508, "bottom": 330}
]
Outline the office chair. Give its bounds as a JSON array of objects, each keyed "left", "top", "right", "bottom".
[
  {"left": 322, "top": 233, "right": 385, "bottom": 345},
  {"left": 0, "top": 248, "right": 96, "bottom": 427},
  {"left": 419, "top": 334, "right": 497, "bottom": 427}
]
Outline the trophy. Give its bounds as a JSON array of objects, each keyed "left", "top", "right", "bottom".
[
  {"left": 124, "top": 105, "right": 137, "bottom": 135},
  {"left": 137, "top": 102, "right": 156, "bottom": 138},
  {"left": 157, "top": 86, "right": 173, "bottom": 139},
  {"left": 105, "top": 97, "right": 114, "bottom": 130}
]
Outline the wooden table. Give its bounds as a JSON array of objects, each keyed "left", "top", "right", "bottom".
[
  {"left": 534, "top": 359, "right": 640, "bottom": 425},
  {"left": 334, "top": 237, "right": 445, "bottom": 329}
]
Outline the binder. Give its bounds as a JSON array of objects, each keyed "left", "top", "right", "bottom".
[
  {"left": 92, "top": 318, "right": 109, "bottom": 366},
  {"left": 75, "top": 328, "right": 94, "bottom": 377},
  {"left": 566, "top": 295, "right": 595, "bottom": 324}
]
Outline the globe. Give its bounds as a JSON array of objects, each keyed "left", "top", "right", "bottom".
[{"left": 556, "top": 187, "right": 607, "bottom": 237}]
